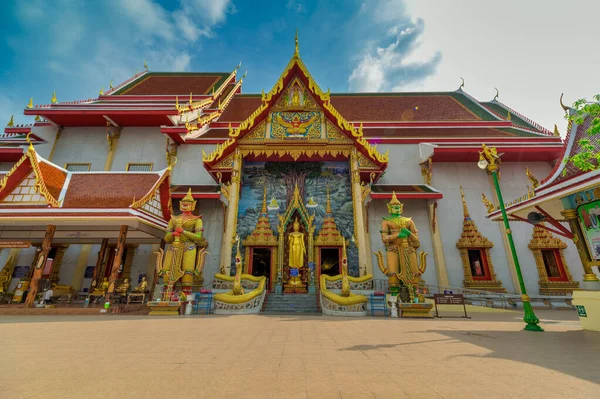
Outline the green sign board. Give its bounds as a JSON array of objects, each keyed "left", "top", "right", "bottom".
[
  {"left": 577, "top": 200, "right": 600, "bottom": 260},
  {"left": 576, "top": 305, "right": 587, "bottom": 318}
]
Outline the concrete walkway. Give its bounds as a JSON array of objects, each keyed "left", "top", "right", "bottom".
[{"left": 0, "top": 310, "right": 598, "bottom": 398}]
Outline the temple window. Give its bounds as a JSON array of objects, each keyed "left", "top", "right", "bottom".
[
  {"left": 126, "top": 163, "right": 153, "bottom": 172},
  {"left": 64, "top": 163, "right": 91, "bottom": 172},
  {"left": 529, "top": 225, "right": 579, "bottom": 294},
  {"left": 456, "top": 187, "right": 506, "bottom": 292}
]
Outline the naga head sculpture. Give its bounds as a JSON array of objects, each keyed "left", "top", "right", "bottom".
[
  {"left": 386, "top": 191, "right": 404, "bottom": 215},
  {"left": 180, "top": 188, "right": 197, "bottom": 213}
]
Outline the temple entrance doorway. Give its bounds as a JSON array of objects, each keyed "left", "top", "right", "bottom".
[
  {"left": 319, "top": 247, "right": 340, "bottom": 277},
  {"left": 251, "top": 248, "right": 271, "bottom": 280}
]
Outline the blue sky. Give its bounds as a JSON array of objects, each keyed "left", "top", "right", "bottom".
[{"left": 1, "top": 0, "right": 599, "bottom": 132}]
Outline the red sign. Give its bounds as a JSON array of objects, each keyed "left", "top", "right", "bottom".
[{"left": 0, "top": 240, "right": 31, "bottom": 248}]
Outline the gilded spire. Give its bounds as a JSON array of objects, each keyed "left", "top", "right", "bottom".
[
  {"left": 553, "top": 124, "right": 560, "bottom": 137},
  {"left": 7, "top": 115, "right": 14, "bottom": 127},
  {"left": 51, "top": 91, "right": 57, "bottom": 104},
  {"left": 326, "top": 185, "right": 332, "bottom": 214},
  {"left": 27, "top": 98, "right": 33, "bottom": 108},
  {"left": 294, "top": 28, "right": 299, "bottom": 56},
  {"left": 99, "top": 88, "right": 104, "bottom": 96},
  {"left": 261, "top": 182, "right": 267, "bottom": 214},
  {"left": 460, "top": 186, "right": 470, "bottom": 219}
]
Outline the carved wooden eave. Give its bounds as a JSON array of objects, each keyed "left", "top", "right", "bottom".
[{"left": 200, "top": 49, "right": 388, "bottom": 183}]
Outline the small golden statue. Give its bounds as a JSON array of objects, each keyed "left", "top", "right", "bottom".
[
  {"left": 92, "top": 277, "right": 110, "bottom": 295},
  {"left": 269, "top": 197, "right": 279, "bottom": 208},
  {"left": 116, "top": 278, "right": 130, "bottom": 294},
  {"left": 0, "top": 267, "right": 10, "bottom": 293},
  {"left": 374, "top": 192, "right": 427, "bottom": 300},
  {"left": 481, "top": 192, "right": 496, "bottom": 213},
  {"left": 132, "top": 276, "right": 147, "bottom": 293},
  {"left": 307, "top": 197, "right": 317, "bottom": 206},
  {"left": 155, "top": 189, "right": 208, "bottom": 294},
  {"left": 288, "top": 217, "right": 306, "bottom": 269}
]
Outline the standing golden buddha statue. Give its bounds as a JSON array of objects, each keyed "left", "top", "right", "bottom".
[
  {"left": 375, "top": 192, "right": 427, "bottom": 298},
  {"left": 157, "top": 188, "right": 207, "bottom": 294},
  {"left": 285, "top": 217, "right": 307, "bottom": 292}
]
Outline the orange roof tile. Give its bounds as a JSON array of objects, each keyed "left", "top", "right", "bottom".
[
  {"left": 37, "top": 161, "right": 67, "bottom": 201},
  {"left": 120, "top": 74, "right": 226, "bottom": 95},
  {"left": 62, "top": 173, "right": 162, "bottom": 208}
]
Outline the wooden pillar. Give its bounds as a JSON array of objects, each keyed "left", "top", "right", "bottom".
[
  {"left": 107, "top": 225, "right": 128, "bottom": 296},
  {"left": 24, "top": 225, "right": 56, "bottom": 307},
  {"left": 427, "top": 202, "right": 449, "bottom": 287},
  {"left": 561, "top": 209, "right": 600, "bottom": 283},
  {"left": 121, "top": 245, "right": 137, "bottom": 280},
  {"left": 350, "top": 149, "right": 369, "bottom": 274},
  {"left": 71, "top": 244, "right": 92, "bottom": 291},
  {"left": 221, "top": 151, "right": 242, "bottom": 276},
  {"left": 91, "top": 238, "right": 108, "bottom": 290},
  {"left": 104, "top": 126, "right": 122, "bottom": 171},
  {"left": 486, "top": 175, "right": 521, "bottom": 293}
]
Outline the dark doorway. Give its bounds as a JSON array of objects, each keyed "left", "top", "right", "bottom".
[
  {"left": 320, "top": 248, "right": 340, "bottom": 277},
  {"left": 252, "top": 248, "right": 271, "bottom": 279}
]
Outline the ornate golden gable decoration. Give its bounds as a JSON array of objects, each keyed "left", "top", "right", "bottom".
[
  {"left": 130, "top": 169, "right": 170, "bottom": 214},
  {"left": 456, "top": 186, "right": 505, "bottom": 292},
  {"left": 315, "top": 186, "right": 345, "bottom": 247},
  {"left": 201, "top": 47, "right": 388, "bottom": 166},
  {"left": 239, "top": 120, "right": 267, "bottom": 142},
  {"left": 326, "top": 120, "right": 351, "bottom": 143},
  {"left": 242, "top": 184, "right": 278, "bottom": 247},
  {"left": 213, "top": 152, "right": 236, "bottom": 169},
  {"left": 528, "top": 224, "right": 567, "bottom": 250}
]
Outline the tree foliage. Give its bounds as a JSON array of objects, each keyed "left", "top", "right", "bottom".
[
  {"left": 264, "top": 162, "right": 323, "bottom": 203},
  {"left": 564, "top": 94, "right": 600, "bottom": 174}
]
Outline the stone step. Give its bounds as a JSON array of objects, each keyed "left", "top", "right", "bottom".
[{"left": 262, "top": 294, "right": 320, "bottom": 314}]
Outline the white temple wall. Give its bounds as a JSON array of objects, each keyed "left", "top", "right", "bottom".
[
  {"left": 81, "top": 243, "right": 102, "bottom": 291},
  {"left": 57, "top": 245, "right": 80, "bottom": 285},
  {"left": 197, "top": 199, "right": 224, "bottom": 283},
  {"left": 367, "top": 199, "right": 437, "bottom": 286},
  {"left": 129, "top": 244, "right": 154, "bottom": 286},
  {"left": 433, "top": 162, "right": 518, "bottom": 293},
  {"left": 31, "top": 126, "right": 59, "bottom": 160},
  {"left": 111, "top": 127, "right": 167, "bottom": 171},
  {"left": 171, "top": 144, "right": 216, "bottom": 185},
  {"left": 377, "top": 144, "right": 422, "bottom": 184},
  {"left": 8, "top": 247, "right": 37, "bottom": 291},
  {"left": 50, "top": 127, "right": 109, "bottom": 171}
]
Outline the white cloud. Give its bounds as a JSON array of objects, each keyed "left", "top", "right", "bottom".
[
  {"left": 349, "top": 18, "right": 441, "bottom": 92},
  {"left": 287, "top": 0, "right": 305, "bottom": 13},
  {"left": 117, "top": 0, "right": 176, "bottom": 42}
]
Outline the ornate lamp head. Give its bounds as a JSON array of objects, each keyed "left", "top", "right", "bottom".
[
  {"left": 180, "top": 188, "right": 197, "bottom": 212},
  {"left": 386, "top": 191, "right": 404, "bottom": 215}
]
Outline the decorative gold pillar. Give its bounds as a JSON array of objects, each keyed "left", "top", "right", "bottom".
[
  {"left": 48, "top": 244, "right": 69, "bottom": 283},
  {"left": 486, "top": 175, "right": 521, "bottom": 293},
  {"left": 25, "top": 225, "right": 56, "bottom": 307},
  {"left": 0, "top": 248, "right": 21, "bottom": 292},
  {"left": 561, "top": 209, "right": 600, "bottom": 282},
  {"left": 104, "top": 126, "right": 122, "bottom": 171},
  {"left": 108, "top": 225, "right": 128, "bottom": 295},
  {"left": 221, "top": 151, "right": 242, "bottom": 276},
  {"left": 427, "top": 202, "right": 449, "bottom": 287},
  {"left": 47, "top": 127, "right": 63, "bottom": 162},
  {"left": 350, "top": 149, "right": 369, "bottom": 274},
  {"left": 70, "top": 244, "right": 91, "bottom": 291}
]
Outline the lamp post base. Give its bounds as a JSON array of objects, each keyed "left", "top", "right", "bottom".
[{"left": 522, "top": 300, "right": 544, "bottom": 332}]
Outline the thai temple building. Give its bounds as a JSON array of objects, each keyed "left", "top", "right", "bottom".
[{"left": 1, "top": 36, "right": 594, "bottom": 314}]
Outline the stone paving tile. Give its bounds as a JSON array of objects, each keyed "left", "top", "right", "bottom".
[{"left": 0, "top": 310, "right": 599, "bottom": 398}]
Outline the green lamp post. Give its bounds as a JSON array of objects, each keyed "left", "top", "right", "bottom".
[{"left": 478, "top": 144, "right": 543, "bottom": 332}]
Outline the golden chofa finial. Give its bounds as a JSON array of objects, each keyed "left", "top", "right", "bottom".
[
  {"left": 481, "top": 192, "right": 495, "bottom": 213},
  {"left": 27, "top": 98, "right": 33, "bottom": 108},
  {"left": 459, "top": 77, "right": 465, "bottom": 90},
  {"left": 525, "top": 167, "right": 540, "bottom": 189},
  {"left": 553, "top": 124, "right": 560, "bottom": 137},
  {"left": 51, "top": 91, "right": 57, "bottom": 104},
  {"left": 99, "top": 88, "right": 104, "bottom": 96},
  {"left": 294, "top": 28, "right": 299, "bottom": 56},
  {"left": 7, "top": 115, "right": 14, "bottom": 127},
  {"left": 559, "top": 93, "right": 569, "bottom": 113},
  {"left": 493, "top": 87, "right": 499, "bottom": 101},
  {"left": 25, "top": 132, "right": 33, "bottom": 149}
]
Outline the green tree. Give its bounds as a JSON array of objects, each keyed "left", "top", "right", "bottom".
[
  {"left": 564, "top": 94, "right": 600, "bottom": 173},
  {"left": 264, "top": 162, "right": 322, "bottom": 203}
]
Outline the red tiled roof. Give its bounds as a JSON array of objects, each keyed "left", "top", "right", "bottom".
[
  {"left": 121, "top": 75, "right": 224, "bottom": 95},
  {"left": 362, "top": 127, "right": 515, "bottom": 137},
  {"left": 218, "top": 95, "right": 263, "bottom": 121},
  {"left": 37, "top": 161, "right": 67, "bottom": 201},
  {"left": 62, "top": 173, "right": 162, "bottom": 208},
  {"left": 329, "top": 95, "right": 479, "bottom": 121},
  {"left": 540, "top": 115, "right": 594, "bottom": 187}
]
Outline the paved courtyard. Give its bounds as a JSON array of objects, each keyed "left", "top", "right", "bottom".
[{"left": 1, "top": 309, "right": 598, "bottom": 399}]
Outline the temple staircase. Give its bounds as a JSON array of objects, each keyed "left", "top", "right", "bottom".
[{"left": 262, "top": 293, "right": 320, "bottom": 314}]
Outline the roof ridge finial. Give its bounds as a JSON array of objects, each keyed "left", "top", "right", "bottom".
[
  {"left": 460, "top": 186, "right": 470, "bottom": 219},
  {"left": 27, "top": 98, "right": 33, "bottom": 108},
  {"left": 26, "top": 132, "right": 34, "bottom": 151},
  {"left": 459, "top": 77, "right": 465, "bottom": 90},
  {"left": 493, "top": 87, "right": 499, "bottom": 102},
  {"left": 7, "top": 115, "right": 14, "bottom": 127},
  {"left": 559, "top": 93, "right": 569, "bottom": 113},
  {"left": 553, "top": 124, "right": 560, "bottom": 137},
  {"left": 294, "top": 28, "right": 299, "bottom": 57}
]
